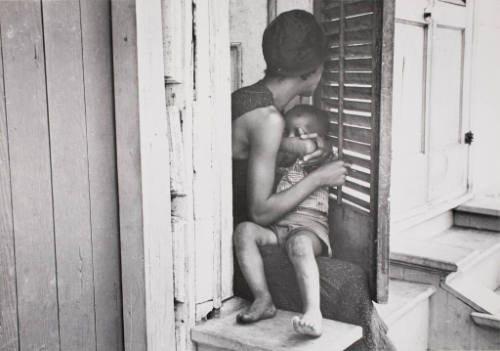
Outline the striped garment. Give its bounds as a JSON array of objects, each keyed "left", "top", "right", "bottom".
[{"left": 276, "top": 160, "right": 329, "bottom": 214}]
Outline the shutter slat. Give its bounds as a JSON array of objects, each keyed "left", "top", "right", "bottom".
[
  {"left": 322, "top": 96, "right": 372, "bottom": 112},
  {"left": 344, "top": 1, "right": 373, "bottom": 17},
  {"left": 328, "top": 124, "right": 372, "bottom": 144},
  {"left": 327, "top": 29, "right": 373, "bottom": 46},
  {"left": 342, "top": 192, "right": 371, "bottom": 210},
  {"left": 330, "top": 188, "right": 370, "bottom": 210},
  {"left": 344, "top": 99, "right": 372, "bottom": 112},
  {"left": 343, "top": 154, "right": 371, "bottom": 170},
  {"left": 345, "top": 44, "right": 372, "bottom": 58},
  {"left": 344, "top": 59, "right": 372, "bottom": 71},
  {"left": 343, "top": 125, "right": 372, "bottom": 144},
  {"left": 344, "top": 29, "right": 373, "bottom": 45},
  {"left": 345, "top": 178, "right": 371, "bottom": 194},
  {"left": 323, "top": 1, "right": 373, "bottom": 19},
  {"left": 323, "top": 20, "right": 340, "bottom": 35},
  {"left": 348, "top": 168, "right": 371, "bottom": 183},
  {"left": 324, "top": 60, "right": 340, "bottom": 72},
  {"left": 329, "top": 113, "right": 371, "bottom": 128},
  {"left": 323, "top": 72, "right": 373, "bottom": 85},
  {"left": 322, "top": 5, "right": 340, "bottom": 19},
  {"left": 322, "top": 84, "right": 339, "bottom": 98},
  {"left": 344, "top": 86, "right": 372, "bottom": 100},
  {"left": 345, "top": 14, "right": 373, "bottom": 32},
  {"left": 322, "top": 84, "right": 372, "bottom": 100},
  {"left": 345, "top": 72, "right": 372, "bottom": 85},
  {"left": 328, "top": 44, "right": 372, "bottom": 60},
  {"left": 328, "top": 136, "right": 371, "bottom": 157}
]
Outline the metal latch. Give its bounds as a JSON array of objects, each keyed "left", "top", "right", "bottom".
[{"left": 464, "top": 131, "right": 474, "bottom": 145}]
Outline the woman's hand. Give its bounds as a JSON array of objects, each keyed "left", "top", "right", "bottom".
[{"left": 311, "top": 160, "right": 348, "bottom": 187}]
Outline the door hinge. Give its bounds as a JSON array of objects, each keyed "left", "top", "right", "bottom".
[{"left": 464, "top": 131, "right": 474, "bottom": 145}]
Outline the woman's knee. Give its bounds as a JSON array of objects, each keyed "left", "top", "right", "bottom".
[{"left": 286, "top": 233, "right": 315, "bottom": 259}]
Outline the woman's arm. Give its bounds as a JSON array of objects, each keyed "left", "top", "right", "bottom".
[
  {"left": 246, "top": 107, "right": 346, "bottom": 226},
  {"left": 278, "top": 131, "right": 333, "bottom": 168}
]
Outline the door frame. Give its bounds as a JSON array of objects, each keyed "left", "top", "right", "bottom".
[{"left": 111, "top": 0, "right": 175, "bottom": 350}]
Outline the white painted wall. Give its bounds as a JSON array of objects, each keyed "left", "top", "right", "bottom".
[
  {"left": 470, "top": 0, "right": 500, "bottom": 196},
  {"left": 229, "top": 0, "right": 267, "bottom": 87},
  {"left": 276, "top": 0, "right": 313, "bottom": 14},
  {"left": 229, "top": 0, "right": 314, "bottom": 88}
]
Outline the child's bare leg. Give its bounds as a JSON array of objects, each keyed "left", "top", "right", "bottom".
[
  {"left": 285, "top": 231, "right": 323, "bottom": 337},
  {"left": 233, "top": 222, "right": 278, "bottom": 323}
]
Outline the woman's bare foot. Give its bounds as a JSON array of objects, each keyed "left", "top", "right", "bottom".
[
  {"left": 292, "top": 310, "right": 323, "bottom": 337},
  {"left": 236, "top": 296, "right": 277, "bottom": 324}
]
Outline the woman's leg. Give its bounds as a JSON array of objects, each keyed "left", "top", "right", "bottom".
[
  {"left": 233, "top": 221, "right": 279, "bottom": 323},
  {"left": 285, "top": 230, "right": 323, "bottom": 337}
]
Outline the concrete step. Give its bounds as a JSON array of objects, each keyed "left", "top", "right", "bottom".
[
  {"left": 454, "top": 196, "right": 500, "bottom": 232},
  {"left": 376, "top": 279, "right": 435, "bottom": 351},
  {"left": 192, "top": 300, "right": 362, "bottom": 351}
]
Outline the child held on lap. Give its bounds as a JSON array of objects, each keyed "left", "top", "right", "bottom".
[{"left": 234, "top": 104, "right": 331, "bottom": 338}]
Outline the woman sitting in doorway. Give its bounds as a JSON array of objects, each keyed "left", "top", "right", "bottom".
[{"left": 231, "top": 9, "right": 395, "bottom": 351}]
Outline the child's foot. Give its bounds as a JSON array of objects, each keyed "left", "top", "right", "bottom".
[
  {"left": 292, "top": 311, "right": 323, "bottom": 337},
  {"left": 236, "top": 296, "right": 276, "bottom": 324}
]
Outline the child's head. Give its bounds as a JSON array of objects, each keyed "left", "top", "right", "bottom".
[{"left": 284, "top": 104, "right": 329, "bottom": 137}]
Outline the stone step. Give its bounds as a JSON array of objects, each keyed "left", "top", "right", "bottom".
[
  {"left": 192, "top": 302, "right": 362, "bottom": 351},
  {"left": 376, "top": 280, "right": 435, "bottom": 351},
  {"left": 454, "top": 196, "right": 500, "bottom": 232}
]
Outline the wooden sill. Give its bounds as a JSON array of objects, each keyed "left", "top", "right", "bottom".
[{"left": 191, "top": 298, "right": 362, "bottom": 351}]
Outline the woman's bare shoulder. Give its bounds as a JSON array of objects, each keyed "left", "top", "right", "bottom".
[{"left": 243, "top": 105, "right": 283, "bottom": 128}]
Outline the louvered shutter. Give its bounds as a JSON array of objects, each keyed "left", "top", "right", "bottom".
[{"left": 314, "top": 0, "right": 395, "bottom": 303}]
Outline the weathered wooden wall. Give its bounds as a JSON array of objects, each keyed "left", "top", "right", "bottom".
[{"left": 0, "top": 1, "right": 123, "bottom": 350}]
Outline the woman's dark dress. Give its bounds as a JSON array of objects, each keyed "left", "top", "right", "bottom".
[{"left": 232, "top": 81, "right": 395, "bottom": 351}]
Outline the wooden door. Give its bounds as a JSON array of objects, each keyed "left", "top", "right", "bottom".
[
  {"left": 391, "top": 0, "right": 472, "bottom": 221},
  {"left": 0, "top": 1, "right": 122, "bottom": 350},
  {"left": 314, "top": 0, "right": 395, "bottom": 303}
]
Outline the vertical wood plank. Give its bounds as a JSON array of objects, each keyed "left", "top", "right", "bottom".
[
  {"left": 111, "top": 2, "right": 147, "bottom": 348},
  {"left": 375, "top": 0, "right": 395, "bottom": 303},
  {"left": 0, "top": 23, "right": 19, "bottom": 351},
  {"left": 193, "top": 0, "right": 217, "bottom": 305},
  {"left": 192, "top": 0, "right": 233, "bottom": 308},
  {"left": 80, "top": 0, "right": 124, "bottom": 349},
  {"left": 112, "top": 0, "right": 175, "bottom": 349},
  {"left": 162, "top": 0, "right": 184, "bottom": 83},
  {"left": 167, "top": 106, "right": 187, "bottom": 302},
  {"left": 41, "top": 1, "right": 96, "bottom": 349},
  {"left": 164, "top": 1, "right": 198, "bottom": 349},
  {"left": 209, "top": 0, "right": 234, "bottom": 303},
  {"left": 0, "top": 1, "right": 60, "bottom": 349}
]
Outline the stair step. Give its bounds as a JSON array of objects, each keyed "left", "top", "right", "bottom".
[
  {"left": 445, "top": 279, "right": 500, "bottom": 315},
  {"left": 192, "top": 305, "right": 362, "bottom": 351},
  {"left": 470, "top": 312, "right": 500, "bottom": 330},
  {"left": 376, "top": 280, "right": 435, "bottom": 351},
  {"left": 376, "top": 279, "right": 435, "bottom": 326},
  {"left": 390, "top": 237, "right": 476, "bottom": 274},
  {"left": 390, "top": 227, "right": 500, "bottom": 276},
  {"left": 454, "top": 196, "right": 500, "bottom": 232}
]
